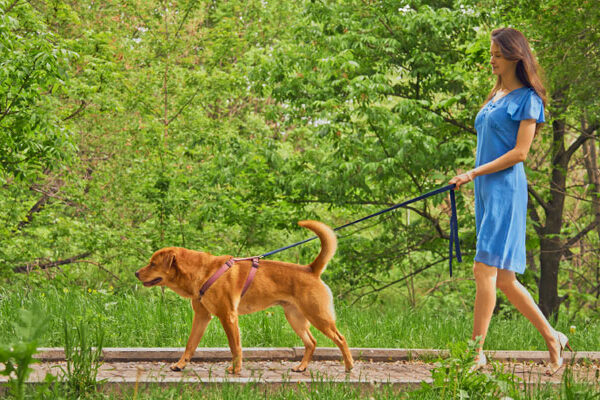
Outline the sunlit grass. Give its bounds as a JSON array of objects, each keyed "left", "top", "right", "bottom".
[{"left": 0, "top": 284, "right": 598, "bottom": 352}]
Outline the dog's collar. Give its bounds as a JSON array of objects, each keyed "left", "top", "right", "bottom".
[{"left": 198, "top": 257, "right": 260, "bottom": 300}]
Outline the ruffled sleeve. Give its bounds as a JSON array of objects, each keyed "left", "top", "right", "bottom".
[{"left": 507, "top": 88, "right": 545, "bottom": 123}]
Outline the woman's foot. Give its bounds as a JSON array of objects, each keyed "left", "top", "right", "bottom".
[
  {"left": 546, "top": 330, "right": 572, "bottom": 376},
  {"left": 469, "top": 350, "right": 487, "bottom": 372}
]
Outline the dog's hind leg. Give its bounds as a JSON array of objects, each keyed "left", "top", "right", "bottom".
[
  {"left": 217, "top": 311, "right": 243, "bottom": 374},
  {"left": 171, "top": 299, "right": 212, "bottom": 371},
  {"left": 306, "top": 315, "right": 354, "bottom": 372},
  {"left": 299, "top": 289, "right": 354, "bottom": 372},
  {"left": 282, "top": 303, "right": 316, "bottom": 372}
]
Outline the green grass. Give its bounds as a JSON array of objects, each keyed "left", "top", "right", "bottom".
[
  {"left": 1, "top": 282, "right": 599, "bottom": 399},
  {"left": 0, "top": 283, "right": 599, "bottom": 351},
  {"left": 16, "top": 375, "right": 598, "bottom": 400},
  {"left": 120, "top": 381, "right": 405, "bottom": 400}
]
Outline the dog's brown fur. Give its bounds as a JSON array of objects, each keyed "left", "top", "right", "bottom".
[{"left": 135, "top": 220, "right": 353, "bottom": 374}]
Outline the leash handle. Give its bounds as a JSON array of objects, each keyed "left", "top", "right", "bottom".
[
  {"left": 260, "top": 184, "right": 461, "bottom": 276},
  {"left": 448, "top": 187, "right": 462, "bottom": 276}
]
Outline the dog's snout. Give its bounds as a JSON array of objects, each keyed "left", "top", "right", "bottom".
[{"left": 135, "top": 271, "right": 139, "bottom": 279}]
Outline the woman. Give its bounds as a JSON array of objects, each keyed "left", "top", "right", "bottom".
[{"left": 449, "top": 27, "right": 571, "bottom": 374}]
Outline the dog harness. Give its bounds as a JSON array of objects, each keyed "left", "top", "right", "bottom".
[{"left": 198, "top": 256, "right": 260, "bottom": 300}]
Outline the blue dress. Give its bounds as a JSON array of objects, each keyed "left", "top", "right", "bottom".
[{"left": 474, "top": 87, "right": 545, "bottom": 274}]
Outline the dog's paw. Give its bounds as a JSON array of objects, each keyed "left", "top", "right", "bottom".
[
  {"left": 170, "top": 362, "right": 185, "bottom": 372},
  {"left": 226, "top": 365, "right": 241, "bottom": 375},
  {"left": 291, "top": 366, "right": 307, "bottom": 373}
]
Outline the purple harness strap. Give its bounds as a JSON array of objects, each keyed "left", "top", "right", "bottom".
[
  {"left": 241, "top": 258, "right": 260, "bottom": 297},
  {"left": 198, "top": 257, "right": 260, "bottom": 299}
]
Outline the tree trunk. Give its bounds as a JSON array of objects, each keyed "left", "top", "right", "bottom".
[
  {"left": 537, "top": 118, "right": 569, "bottom": 319},
  {"left": 583, "top": 139, "right": 600, "bottom": 241},
  {"left": 583, "top": 136, "right": 600, "bottom": 300}
]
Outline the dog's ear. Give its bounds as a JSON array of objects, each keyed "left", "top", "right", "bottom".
[
  {"left": 164, "top": 252, "right": 177, "bottom": 272},
  {"left": 155, "top": 249, "right": 176, "bottom": 272}
]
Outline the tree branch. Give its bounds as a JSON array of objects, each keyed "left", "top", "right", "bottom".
[
  {"left": 564, "top": 131, "right": 594, "bottom": 160},
  {"left": 174, "top": 0, "right": 197, "bottom": 38},
  {"left": 167, "top": 86, "right": 202, "bottom": 125},
  {"left": 368, "top": 121, "right": 391, "bottom": 158},
  {"left": 287, "top": 198, "right": 393, "bottom": 207},
  {"left": 527, "top": 192, "right": 544, "bottom": 236},
  {"left": 350, "top": 257, "right": 449, "bottom": 305},
  {"left": 13, "top": 252, "right": 93, "bottom": 273},
  {"left": 62, "top": 100, "right": 87, "bottom": 121},
  {"left": 0, "top": 70, "right": 33, "bottom": 124},
  {"left": 417, "top": 103, "right": 476, "bottom": 135},
  {"left": 404, "top": 205, "right": 447, "bottom": 239},
  {"left": 562, "top": 220, "right": 600, "bottom": 251},
  {"left": 3, "top": 0, "right": 21, "bottom": 14},
  {"left": 72, "top": 259, "right": 121, "bottom": 281},
  {"left": 359, "top": 0, "right": 401, "bottom": 40},
  {"left": 527, "top": 184, "right": 550, "bottom": 213},
  {"left": 14, "top": 193, "right": 51, "bottom": 232}
]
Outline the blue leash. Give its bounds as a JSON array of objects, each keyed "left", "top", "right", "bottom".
[{"left": 260, "top": 184, "right": 462, "bottom": 276}]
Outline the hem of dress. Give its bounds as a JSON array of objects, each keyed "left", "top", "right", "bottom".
[{"left": 474, "top": 254, "right": 525, "bottom": 275}]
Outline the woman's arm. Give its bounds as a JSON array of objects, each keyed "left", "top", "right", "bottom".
[{"left": 450, "top": 119, "right": 537, "bottom": 189}]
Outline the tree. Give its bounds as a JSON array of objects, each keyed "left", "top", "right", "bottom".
[
  {"left": 1, "top": 0, "right": 309, "bottom": 276},
  {"left": 0, "top": 0, "right": 74, "bottom": 181},
  {"left": 252, "top": 0, "right": 489, "bottom": 291}
]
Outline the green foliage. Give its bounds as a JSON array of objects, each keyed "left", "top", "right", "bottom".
[
  {"left": 558, "top": 362, "right": 600, "bottom": 400},
  {"left": 245, "top": 0, "right": 492, "bottom": 289},
  {"left": 0, "top": 0, "right": 75, "bottom": 181},
  {"left": 0, "top": 306, "right": 106, "bottom": 399},
  {"left": 0, "top": 308, "right": 47, "bottom": 399},
  {"left": 0, "top": 0, "right": 598, "bottom": 322},
  {"left": 417, "top": 339, "right": 522, "bottom": 399}
]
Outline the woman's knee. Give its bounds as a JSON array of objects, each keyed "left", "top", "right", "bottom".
[
  {"left": 472, "top": 262, "right": 497, "bottom": 283},
  {"left": 496, "top": 270, "right": 516, "bottom": 292}
]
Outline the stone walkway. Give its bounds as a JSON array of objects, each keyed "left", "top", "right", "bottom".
[
  {"left": 2, "top": 348, "right": 599, "bottom": 389},
  {"left": 18, "top": 359, "right": 600, "bottom": 386}
]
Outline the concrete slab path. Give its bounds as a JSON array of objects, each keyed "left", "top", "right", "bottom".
[{"left": 2, "top": 348, "right": 599, "bottom": 389}]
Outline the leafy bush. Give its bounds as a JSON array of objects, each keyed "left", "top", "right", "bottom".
[
  {"left": 416, "top": 339, "right": 522, "bottom": 399},
  {"left": 0, "top": 308, "right": 47, "bottom": 399}
]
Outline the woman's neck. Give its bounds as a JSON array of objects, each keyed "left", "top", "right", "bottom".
[{"left": 499, "top": 73, "right": 523, "bottom": 92}]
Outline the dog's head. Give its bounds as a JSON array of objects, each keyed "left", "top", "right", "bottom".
[{"left": 135, "top": 248, "right": 178, "bottom": 288}]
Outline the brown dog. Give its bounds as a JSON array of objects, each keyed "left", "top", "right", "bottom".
[{"left": 134, "top": 220, "right": 354, "bottom": 374}]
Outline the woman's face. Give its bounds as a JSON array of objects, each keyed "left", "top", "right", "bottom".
[{"left": 490, "top": 41, "right": 517, "bottom": 77}]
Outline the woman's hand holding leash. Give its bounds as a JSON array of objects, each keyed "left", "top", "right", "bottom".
[{"left": 450, "top": 170, "right": 476, "bottom": 189}]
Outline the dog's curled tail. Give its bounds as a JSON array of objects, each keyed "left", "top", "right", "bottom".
[{"left": 298, "top": 220, "right": 337, "bottom": 277}]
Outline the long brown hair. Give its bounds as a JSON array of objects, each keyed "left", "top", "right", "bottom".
[{"left": 486, "top": 28, "right": 547, "bottom": 131}]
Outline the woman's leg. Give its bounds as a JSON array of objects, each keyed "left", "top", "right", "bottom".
[
  {"left": 472, "top": 261, "right": 498, "bottom": 353},
  {"left": 495, "top": 269, "right": 560, "bottom": 363}
]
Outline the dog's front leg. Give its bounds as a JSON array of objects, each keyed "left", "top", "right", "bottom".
[
  {"left": 217, "top": 312, "right": 243, "bottom": 374},
  {"left": 171, "top": 299, "right": 212, "bottom": 372}
]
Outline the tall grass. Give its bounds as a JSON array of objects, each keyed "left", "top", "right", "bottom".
[
  {"left": 127, "top": 382, "right": 406, "bottom": 400},
  {"left": 0, "top": 284, "right": 598, "bottom": 351},
  {"left": 61, "top": 318, "right": 105, "bottom": 397}
]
